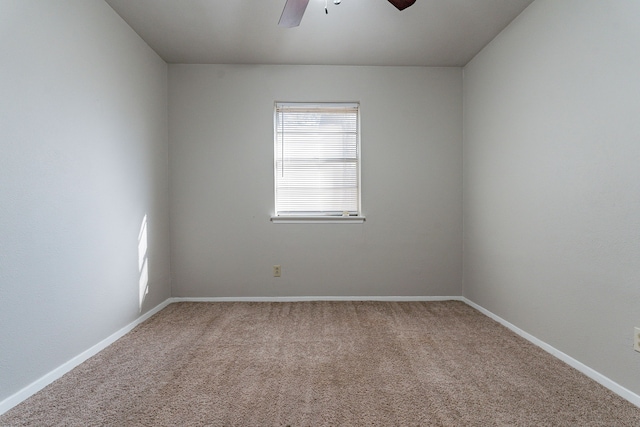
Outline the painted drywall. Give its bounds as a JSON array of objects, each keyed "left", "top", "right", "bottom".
[
  {"left": 463, "top": 0, "right": 640, "bottom": 395},
  {"left": 169, "top": 65, "right": 462, "bottom": 297},
  {"left": 0, "top": 0, "right": 170, "bottom": 402}
]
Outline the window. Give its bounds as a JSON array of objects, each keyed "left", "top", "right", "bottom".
[{"left": 272, "top": 102, "right": 363, "bottom": 223}]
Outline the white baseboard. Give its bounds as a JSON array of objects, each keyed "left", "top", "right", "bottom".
[
  {"left": 170, "top": 295, "right": 464, "bottom": 303},
  {"left": 4, "top": 295, "right": 637, "bottom": 415},
  {"left": 462, "top": 297, "right": 640, "bottom": 408},
  {"left": 0, "top": 299, "right": 172, "bottom": 416},
  {"left": 0, "top": 295, "right": 459, "bottom": 415}
]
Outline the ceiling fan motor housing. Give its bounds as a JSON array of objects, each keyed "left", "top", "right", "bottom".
[{"left": 388, "top": 0, "right": 417, "bottom": 11}]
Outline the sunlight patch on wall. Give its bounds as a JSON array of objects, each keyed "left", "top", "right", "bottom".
[{"left": 138, "top": 214, "right": 149, "bottom": 311}]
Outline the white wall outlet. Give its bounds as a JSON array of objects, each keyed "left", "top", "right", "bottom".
[
  {"left": 634, "top": 327, "right": 640, "bottom": 353},
  {"left": 273, "top": 265, "right": 281, "bottom": 277}
]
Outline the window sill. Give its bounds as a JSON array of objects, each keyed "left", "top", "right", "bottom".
[{"left": 271, "top": 216, "right": 366, "bottom": 224}]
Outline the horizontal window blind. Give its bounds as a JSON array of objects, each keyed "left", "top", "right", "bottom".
[{"left": 275, "top": 102, "right": 360, "bottom": 216}]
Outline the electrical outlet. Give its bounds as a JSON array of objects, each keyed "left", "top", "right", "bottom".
[
  {"left": 634, "top": 327, "right": 640, "bottom": 353},
  {"left": 273, "top": 265, "right": 281, "bottom": 277}
]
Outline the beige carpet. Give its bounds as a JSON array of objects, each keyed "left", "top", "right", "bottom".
[{"left": 1, "top": 301, "right": 639, "bottom": 426}]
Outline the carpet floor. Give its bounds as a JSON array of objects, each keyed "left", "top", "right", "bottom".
[{"left": 1, "top": 301, "right": 639, "bottom": 426}]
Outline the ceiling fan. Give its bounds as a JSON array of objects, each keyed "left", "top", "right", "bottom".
[{"left": 278, "top": 0, "right": 417, "bottom": 28}]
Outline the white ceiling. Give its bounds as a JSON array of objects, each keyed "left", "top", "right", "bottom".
[{"left": 105, "top": 0, "right": 534, "bottom": 66}]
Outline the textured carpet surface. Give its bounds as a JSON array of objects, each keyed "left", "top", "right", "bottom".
[{"left": 2, "top": 301, "right": 639, "bottom": 426}]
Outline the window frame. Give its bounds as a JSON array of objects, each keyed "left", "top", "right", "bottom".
[{"left": 271, "top": 102, "right": 364, "bottom": 224}]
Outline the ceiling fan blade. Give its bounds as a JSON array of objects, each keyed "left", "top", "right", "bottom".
[
  {"left": 387, "top": 0, "right": 417, "bottom": 11},
  {"left": 278, "top": 0, "right": 310, "bottom": 28}
]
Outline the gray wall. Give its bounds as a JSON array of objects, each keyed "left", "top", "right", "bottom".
[
  {"left": 463, "top": 0, "right": 640, "bottom": 396},
  {"left": 169, "top": 65, "right": 463, "bottom": 298},
  {"left": 0, "top": 0, "right": 171, "bottom": 402}
]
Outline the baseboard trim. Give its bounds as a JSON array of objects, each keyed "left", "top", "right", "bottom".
[
  {"left": 5, "top": 295, "right": 636, "bottom": 415},
  {"left": 0, "top": 299, "right": 172, "bottom": 416},
  {"left": 462, "top": 297, "right": 640, "bottom": 408},
  {"left": 0, "top": 295, "right": 459, "bottom": 415},
  {"left": 170, "top": 295, "right": 464, "bottom": 303}
]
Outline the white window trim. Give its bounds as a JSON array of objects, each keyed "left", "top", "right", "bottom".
[
  {"left": 272, "top": 101, "right": 363, "bottom": 223},
  {"left": 271, "top": 215, "right": 365, "bottom": 224}
]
